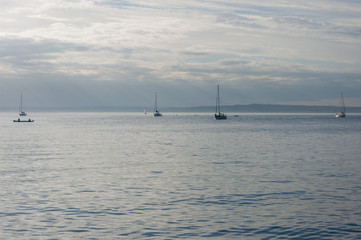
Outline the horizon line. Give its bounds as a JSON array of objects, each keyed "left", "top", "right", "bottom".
[{"left": 1, "top": 103, "right": 361, "bottom": 113}]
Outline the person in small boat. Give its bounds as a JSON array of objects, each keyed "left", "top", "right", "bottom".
[
  {"left": 28, "top": 119, "right": 31, "bottom": 122},
  {"left": 18, "top": 118, "right": 20, "bottom": 122}
]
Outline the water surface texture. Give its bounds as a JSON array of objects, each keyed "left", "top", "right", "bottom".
[{"left": 1, "top": 113, "right": 361, "bottom": 239}]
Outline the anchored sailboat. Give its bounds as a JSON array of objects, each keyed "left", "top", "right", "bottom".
[
  {"left": 19, "top": 93, "right": 27, "bottom": 116},
  {"left": 215, "top": 84, "right": 227, "bottom": 120},
  {"left": 154, "top": 92, "right": 162, "bottom": 117},
  {"left": 335, "top": 92, "right": 346, "bottom": 118},
  {"left": 13, "top": 93, "right": 34, "bottom": 122}
]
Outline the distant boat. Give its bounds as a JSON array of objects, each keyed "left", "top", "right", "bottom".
[
  {"left": 215, "top": 84, "right": 227, "bottom": 120},
  {"left": 19, "top": 93, "right": 27, "bottom": 116},
  {"left": 13, "top": 118, "right": 34, "bottom": 123},
  {"left": 154, "top": 92, "right": 162, "bottom": 117},
  {"left": 14, "top": 93, "right": 34, "bottom": 122},
  {"left": 335, "top": 92, "right": 346, "bottom": 118}
]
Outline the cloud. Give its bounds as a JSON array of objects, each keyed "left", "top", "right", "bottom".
[{"left": 0, "top": 0, "right": 361, "bottom": 107}]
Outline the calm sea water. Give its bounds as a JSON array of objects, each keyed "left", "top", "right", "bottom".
[{"left": 1, "top": 112, "right": 361, "bottom": 239}]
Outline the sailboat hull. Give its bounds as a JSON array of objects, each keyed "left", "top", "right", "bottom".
[
  {"left": 215, "top": 114, "right": 227, "bottom": 120},
  {"left": 335, "top": 113, "right": 346, "bottom": 118}
]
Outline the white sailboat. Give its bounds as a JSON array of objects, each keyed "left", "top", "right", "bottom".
[
  {"left": 19, "top": 93, "right": 27, "bottom": 116},
  {"left": 215, "top": 84, "right": 227, "bottom": 120},
  {"left": 14, "top": 93, "right": 34, "bottom": 122},
  {"left": 154, "top": 92, "right": 162, "bottom": 117},
  {"left": 335, "top": 91, "right": 346, "bottom": 118}
]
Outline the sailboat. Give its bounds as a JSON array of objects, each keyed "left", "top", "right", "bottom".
[
  {"left": 19, "top": 93, "right": 27, "bottom": 116},
  {"left": 215, "top": 84, "right": 227, "bottom": 120},
  {"left": 154, "top": 92, "right": 162, "bottom": 117},
  {"left": 13, "top": 93, "right": 34, "bottom": 122},
  {"left": 335, "top": 91, "right": 346, "bottom": 118}
]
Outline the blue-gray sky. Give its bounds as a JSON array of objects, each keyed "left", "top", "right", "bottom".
[{"left": 1, "top": 0, "right": 361, "bottom": 108}]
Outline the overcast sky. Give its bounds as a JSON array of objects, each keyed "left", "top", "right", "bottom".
[{"left": 1, "top": 0, "right": 361, "bottom": 108}]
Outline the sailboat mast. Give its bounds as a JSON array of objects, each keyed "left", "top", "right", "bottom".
[
  {"left": 217, "top": 84, "right": 221, "bottom": 114},
  {"left": 154, "top": 92, "right": 158, "bottom": 112},
  {"left": 19, "top": 93, "right": 23, "bottom": 114},
  {"left": 341, "top": 91, "right": 346, "bottom": 113}
]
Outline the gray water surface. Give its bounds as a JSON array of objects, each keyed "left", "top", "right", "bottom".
[{"left": 1, "top": 113, "right": 361, "bottom": 239}]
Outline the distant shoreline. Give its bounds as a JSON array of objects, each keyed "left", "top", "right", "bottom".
[{"left": 1, "top": 104, "right": 361, "bottom": 113}]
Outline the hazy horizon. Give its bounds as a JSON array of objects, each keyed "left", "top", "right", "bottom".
[{"left": 2, "top": 103, "right": 361, "bottom": 114}]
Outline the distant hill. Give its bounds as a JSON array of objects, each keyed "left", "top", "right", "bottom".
[{"left": 164, "top": 104, "right": 361, "bottom": 113}]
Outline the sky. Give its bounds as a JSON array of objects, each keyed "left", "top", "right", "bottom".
[{"left": 1, "top": 0, "right": 361, "bottom": 108}]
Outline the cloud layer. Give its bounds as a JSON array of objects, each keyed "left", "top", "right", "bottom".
[{"left": 1, "top": 0, "right": 361, "bottom": 107}]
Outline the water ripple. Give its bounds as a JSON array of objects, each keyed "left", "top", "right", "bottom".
[{"left": 1, "top": 113, "right": 361, "bottom": 239}]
